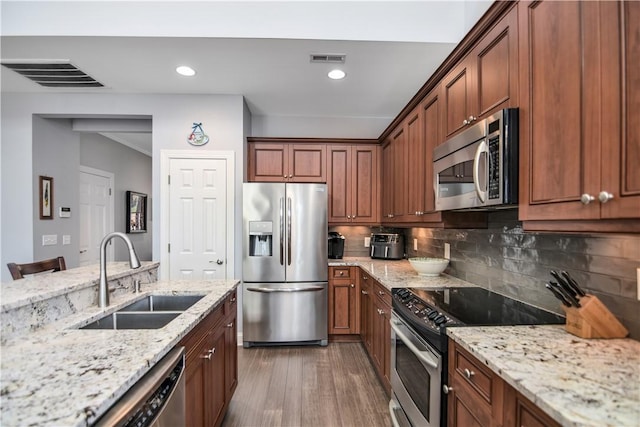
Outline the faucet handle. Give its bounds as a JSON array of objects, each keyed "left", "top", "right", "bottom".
[{"left": 134, "top": 279, "right": 141, "bottom": 293}]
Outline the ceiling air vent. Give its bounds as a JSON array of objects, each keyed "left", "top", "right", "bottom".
[
  {"left": 310, "top": 54, "right": 346, "bottom": 64},
  {"left": 1, "top": 61, "right": 104, "bottom": 88}
]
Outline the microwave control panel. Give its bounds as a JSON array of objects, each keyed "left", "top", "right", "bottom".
[{"left": 488, "top": 135, "right": 500, "bottom": 199}]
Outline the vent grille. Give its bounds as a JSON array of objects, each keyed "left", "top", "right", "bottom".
[
  {"left": 310, "top": 54, "right": 346, "bottom": 64},
  {"left": 1, "top": 61, "right": 104, "bottom": 88}
]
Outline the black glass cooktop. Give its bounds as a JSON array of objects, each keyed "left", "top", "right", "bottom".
[{"left": 407, "top": 287, "right": 565, "bottom": 326}]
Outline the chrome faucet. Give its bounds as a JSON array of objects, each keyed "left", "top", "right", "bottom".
[{"left": 99, "top": 232, "right": 141, "bottom": 308}]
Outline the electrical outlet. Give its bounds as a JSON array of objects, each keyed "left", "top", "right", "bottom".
[
  {"left": 62, "top": 235, "right": 71, "bottom": 245},
  {"left": 444, "top": 243, "right": 450, "bottom": 260},
  {"left": 42, "top": 235, "right": 57, "bottom": 246},
  {"left": 413, "top": 238, "right": 418, "bottom": 251},
  {"left": 364, "top": 237, "right": 371, "bottom": 248}
]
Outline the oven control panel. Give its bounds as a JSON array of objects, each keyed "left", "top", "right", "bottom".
[{"left": 393, "top": 288, "right": 458, "bottom": 332}]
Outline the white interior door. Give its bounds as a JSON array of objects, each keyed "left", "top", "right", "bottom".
[
  {"left": 79, "top": 167, "right": 114, "bottom": 266},
  {"left": 168, "top": 157, "right": 228, "bottom": 279}
]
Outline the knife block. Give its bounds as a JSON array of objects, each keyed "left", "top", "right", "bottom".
[{"left": 561, "top": 294, "right": 628, "bottom": 339}]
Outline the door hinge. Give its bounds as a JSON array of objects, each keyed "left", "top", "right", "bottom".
[
  {"left": 168, "top": 175, "right": 171, "bottom": 185},
  {"left": 168, "top": 243, "right": 170, "bottom": 253},
  {"left": 109, "top": 188, "right": 112, "bottom": 196}
]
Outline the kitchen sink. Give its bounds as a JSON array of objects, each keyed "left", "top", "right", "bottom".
[
  {"left": 80, "top": 312, "right": 181, "bottom": 330},
  {"left": 118, "top": 294, "right": 205, "bottom": 312}
]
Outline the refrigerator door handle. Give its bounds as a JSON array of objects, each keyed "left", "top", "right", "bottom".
[
  {"left": 279, "top": 197, "right": 284, "bottom": 266},
  {"left": 246, "top": 286, "right": 325, "bottom": 293},
  {"left": 287, "top": 197, "right": 292, "bottom": 266}
]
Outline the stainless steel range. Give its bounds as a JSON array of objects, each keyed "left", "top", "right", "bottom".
[{"left": 389, "top": 287, "right": 565, "bottom": 427}]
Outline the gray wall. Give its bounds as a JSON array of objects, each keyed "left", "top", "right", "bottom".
[
  {"left": 1, "top": 92, "right": 246, "bottom": 282},
  {"left": 32, "top": 117, "right": 81, "bottom": 265},
  {"left": 405, "top": 211, "right": 640, "bottom": 340},
  {"left": 80, "top": 132, "right": 152, "bottom": 261}
]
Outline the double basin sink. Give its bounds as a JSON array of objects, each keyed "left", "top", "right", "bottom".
[{"left": 80, "top": 294, "right": 205, "bottom": 330}]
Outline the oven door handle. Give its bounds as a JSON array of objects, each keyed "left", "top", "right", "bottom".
[{"left": 391, "top": 321, "right": 440, "bottom": 370}]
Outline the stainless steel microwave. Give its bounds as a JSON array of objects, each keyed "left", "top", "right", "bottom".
[{"left": 433, "top": 108, "right": 518, "bottom": 211}]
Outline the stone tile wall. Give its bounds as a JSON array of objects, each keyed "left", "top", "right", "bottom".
[{"left": 405, "top": 210, "right": 640, "bottom": 340}]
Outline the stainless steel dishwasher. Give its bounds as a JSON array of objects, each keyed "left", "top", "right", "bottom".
[{"left": 93, "top": 347, "right": 185, "bottom": 427}]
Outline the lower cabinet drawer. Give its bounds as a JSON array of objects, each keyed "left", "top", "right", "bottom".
[{"left": 452, "top": 344, "right": 495, "bottom": 404}]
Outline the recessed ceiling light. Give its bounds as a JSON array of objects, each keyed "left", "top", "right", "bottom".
[
  {"left": 176, "top": 66, "right": 196, "bottom": 77},
  {"left": 328, "top": 69, "right": 346, "bottom": 80}
]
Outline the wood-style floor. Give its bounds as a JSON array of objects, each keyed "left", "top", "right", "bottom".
[{"left": 221, "top": 343, "right": 392, "bottom": 427}]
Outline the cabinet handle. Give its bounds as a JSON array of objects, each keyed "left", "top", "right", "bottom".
[
  {"left": 443, "top": 385, "right": 453, "bottom": 394},
  {"left": 598, "top": 191, "right": 614, "bottom": 203},
  {"left": 464, "top": 368, "right": 475, "bottom": 379},
  {"left": 227, "top": 322, "right": 234, "bottom": 328},
  {"left": 580, "top": 194, "right": 595, "bottom": 205},
  {"left": 350, "top": 283, "right": 355, "bottom": 288},
  {"left": 361, "top": 290, "right": 368, "bottom": 295}
]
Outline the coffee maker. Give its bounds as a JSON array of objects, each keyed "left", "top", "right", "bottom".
[{"left": 328, "top": 232, "right": 345, "bottom": 259}]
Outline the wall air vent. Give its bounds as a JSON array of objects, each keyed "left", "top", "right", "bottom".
[
  {"left": 310, "top": 54, "right": 346, "bottom": 64},
  {"left": 1, "top": 61, "right": 104, "bottom": 88}
]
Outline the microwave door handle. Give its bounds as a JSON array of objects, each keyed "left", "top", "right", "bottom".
[
  {"left": 279, "top": 197, "right": 284, "bottom": 266},
  {"left": 473, "top": 140, "right": 488, "bottom": 203}
]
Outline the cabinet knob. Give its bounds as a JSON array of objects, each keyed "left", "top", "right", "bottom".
[
  {"left": 227, "top": 322, "right": 234, "bottom": 328},
  {"left": 377, "top": 308, "right": 385, "bottom": 315},
  {"left": 230, "top": 297, "right": 236, "bottom": 303},
  {"left": 200, "top": 351, "right": 213, "bottom": 360},
  {"left": 378, "top": 291, "right": 385, "bottom": 296},
  {"left": 464, "top": 368, "right": 475, "bottom": 379},
  {"left": 352, "top": 215, "right": 356, "bottom": 220},
  {"left": 463, "top": 119, "right": 469, "bottom": 126},
  {"left": 580, "top": 193, "right": 595, "bottom": 205},
  {"left": 443, "top": 385, "right": 453, "bottom": 394},
  {"left": 347, "top": 215, "right": 351, "bottom": 219},
  {"left": 350, "top": 283, "right": 355, "bottom": 288},
  {"left": 468, "top": 115, "right": 477, "bottom": 122},
  {"left": 284, "top": 175, "right": 287, "bottom": 178},
  {"left": 289, "top": 174, "right": 293, "bottom": 178},
  {"left": 598, "top": 191, "right": 614, "bottom": 203},
  {"left": 339, "top": 271, "right": 344, "bottom": 276},
  {"left": 361, "top": 290, "right": 368, "bottom": 295}
]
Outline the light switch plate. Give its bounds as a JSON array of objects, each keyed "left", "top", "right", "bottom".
[
  {"left": 413, "top": 238, "right": 418, "bottom": 251},
  {"left": 42, "top": 235, "right": 57, "bottom": 246},
  {"left": 364, "top": 237, "right": 371, "bottom": 248},
  {"left": 63, "top": 235, "right": 71, "bottom": 245},
  {"left": 444, "top": 243, "right": 451, "bottom": 260}
]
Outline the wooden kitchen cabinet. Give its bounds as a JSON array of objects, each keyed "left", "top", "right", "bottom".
[
  {"left": 518, "top": 0, "right": 640, "bottom": 233},
  {"left": 180, "top": 291, "right": 238, "bottom": 427},
  {"left": 327, "top": 144, "right": 380, "bottom": 224},
  {"left": 328, "top": 266, "right": 360, "bottom": 336},
  {"left": 247, "top": 141, "right": 326, "bottom": 182},
  {"left": 381, "top": 138, "right": 394, "bottom": 221},
  {"left": 448, "top": 340, "right": 560, "bottom": 427},
  {"left": 442, "top": 4, "right": 518, "bottom": 139}
]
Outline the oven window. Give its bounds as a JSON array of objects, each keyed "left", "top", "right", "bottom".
[
  {"left": 437, "top": 161, "right": 475, "bottom": 199},
  {"left": 396, "top": 340, "right": 432, "bottom": 422}
]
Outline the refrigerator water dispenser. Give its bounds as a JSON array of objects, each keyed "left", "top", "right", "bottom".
[{"left": 249, "top": 221, "right": 273, "bottom": 256}]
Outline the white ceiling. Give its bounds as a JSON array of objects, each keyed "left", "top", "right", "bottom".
[{"left": 0, "top": 1, "right": 492, "bottom": 152}]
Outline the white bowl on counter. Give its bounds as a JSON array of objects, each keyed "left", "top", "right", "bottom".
[{"left": 408, "top": 257, "right": 449, "bottom": 276}]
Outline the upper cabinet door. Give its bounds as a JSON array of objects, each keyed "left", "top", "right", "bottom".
[
  {"left": 247, "top": 142, "right": 326, "bottom": 183},
  {"left": 442, "top": 4, "right": 518, "bottom": 140},
  {"left": 381, "top": 139, "right": 394, "bottom": 220},
  {"left": 600, "top": 1, "right": 640, "bottom": 220},
  {"left": 405, "top": 108, "right": 425, "bottom": 220},
  {"left": 519, "top": 0, "right": 640, "bottom": 231},
  {"left": 351, "top": 145, "right": 380, "bottom": 224}
]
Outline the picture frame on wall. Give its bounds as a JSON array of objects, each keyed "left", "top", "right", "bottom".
[
  {"left": 126, "top": 191, "right": 147, "bottom": 233},
  {"left": 39, "top": 176, "right": 54, "bottom": 220}
]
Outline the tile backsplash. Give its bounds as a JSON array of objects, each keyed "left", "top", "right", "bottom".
[{"left": 332, "top": 211, "right": 640, "bottom": 340}]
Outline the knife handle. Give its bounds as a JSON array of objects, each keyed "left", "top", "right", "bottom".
[
  {"left": 549, "top": 281, "right": 581, "bottom": 308},
  {"left": 545, "top": 283, "right": 572, "bottom": 307},
  {"left": 561, "top": 271, "right": 587, "bottom": 297}
]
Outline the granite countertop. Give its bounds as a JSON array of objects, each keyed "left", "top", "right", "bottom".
[
  {"left": 329, "top": 257, "right": 477, "bottom": 290},
  {"left": 0, "top": 278, "right": 239, "bottom": 427},
  {"left": 447, "top": 325, "right": 640, "bottom": 427}
]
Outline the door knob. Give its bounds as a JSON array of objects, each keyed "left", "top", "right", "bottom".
[
  {"left": 598, "top": 191, "right": 614, "bottom": 203},
  {"left": 580, "top": 194, "right": 595, "bottom": 205},
  {"left": 216, "top": 259, "right": 224, "bottom": 265},
  {"left": 443, "top": 385, "right": 453, "bottom": 394}
]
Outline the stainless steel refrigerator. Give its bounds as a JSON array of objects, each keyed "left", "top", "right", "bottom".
[{"left": 242, "top": 182, "right": 328, "bottom": 347}]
